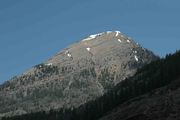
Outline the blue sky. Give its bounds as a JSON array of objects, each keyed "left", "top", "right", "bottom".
[{"left": 0, "top": 0, "right": 180, "bottom": 84}]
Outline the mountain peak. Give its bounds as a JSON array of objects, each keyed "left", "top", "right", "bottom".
[
  {"left": 80, "top": 30, "right": 137, "bottom": 47},
  {"left": 0, "top": 31, "right": 158, "bottom": 118},
  {"left": 47, "top": 30, "right": 141, "bottom": 66},
  {"left": 82, "top": 31, "right": 122, "bottom": 42}
]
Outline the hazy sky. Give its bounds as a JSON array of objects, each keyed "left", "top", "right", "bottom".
[{"left": 0, "top": 0, "right": 180, "bottom": 83}]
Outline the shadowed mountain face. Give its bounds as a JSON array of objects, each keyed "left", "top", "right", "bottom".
[
  {"left": 99, "top": 77, "right": 180, "bottom": 120},
  {"left": 0, "top": 31, "right": 158, "bottom": 118}
]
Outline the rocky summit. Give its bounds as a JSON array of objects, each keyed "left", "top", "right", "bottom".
[{"left": 0, "top": 31, "right": 158, "bottom": 118}]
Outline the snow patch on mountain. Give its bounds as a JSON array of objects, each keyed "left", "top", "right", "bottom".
[
  {"left": 45, "top": 63, "right": 53, "bottom": 66},
  {"left": 134, "top": 55, "right": 139, "bottom": 62},
  {"left": 107, "top": 31, "right": 112, "bottom": 34},
  {"left": 118, "top": 39, "right": 122, "bottom": 43},
  {"left": 127, "top": 40, "right": 130, "bottom": 43},
  {"left": 86, "top": 47, "right": 91, "bottom": 51},
  {"left": 133, "top": 51, "right": 137, "bottom": 54},
  {"left": 65, "top": 50, "right": 72, "bottom": 57},
  {"left": 82, "top": 33, "right": 103, "bottom": 41},
  {"left": 115, "top": 31, "right": 121, "bottom": 37},
  {"left": 67, "top": 53, "right": 72, "bottom": 57}
]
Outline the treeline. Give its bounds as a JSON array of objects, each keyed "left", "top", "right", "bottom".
[{"left": 2, "top": 50, "right": 180, "bottom": 120}]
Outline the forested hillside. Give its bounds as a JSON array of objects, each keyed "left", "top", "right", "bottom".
[{"left": 2, "top": 50, "right": 180, "bottom": 120}]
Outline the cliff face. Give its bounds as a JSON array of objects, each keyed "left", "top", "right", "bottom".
[{"left": 0, "top": 31, "right": 158, "bottom": 117}]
